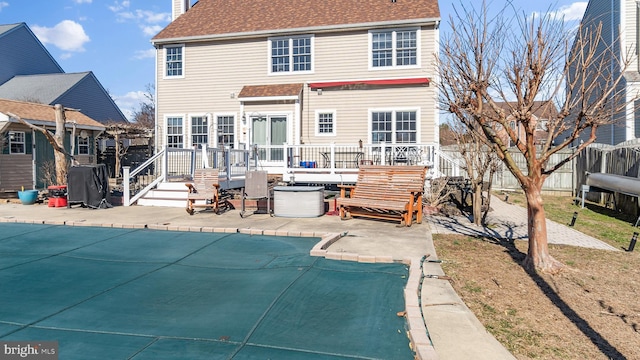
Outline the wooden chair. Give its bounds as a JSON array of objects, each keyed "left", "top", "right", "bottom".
[
  {"left": 185, "top": 168, "right": 220, "bottom": 215},
  {"left": 337, "top": 165, "right": 427, "bottom": 226}
]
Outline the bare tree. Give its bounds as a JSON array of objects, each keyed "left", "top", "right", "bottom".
[
  {"left": 450, "top": 121, "right": 500, "bottom": 226},
  {"left": 132, "top": 83, "right": 155, "bottom": 129},
  {"left": 9, "top": 104, "right": 73, "bottom": 185},
  {"left": 437, "top": 2, "right": 636, "bottom": 272},
  {"left": 104, "top": 124, "right": 128, "bottom": 178}
]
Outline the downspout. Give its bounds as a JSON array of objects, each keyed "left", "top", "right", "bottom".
[
  {"left": 154, "top": 46, "right": 159, "bottom": 153},
  {"left": 31, "top": 128, "right": 36, "bottom": 190}
]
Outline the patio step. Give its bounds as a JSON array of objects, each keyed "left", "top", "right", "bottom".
[{"left": 136, "top": 182, "right": 189, "bottom": 207}]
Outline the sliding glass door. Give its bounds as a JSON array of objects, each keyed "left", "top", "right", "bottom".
[{"left": 251, "top": 115, "right": 287, "bottom": 161}]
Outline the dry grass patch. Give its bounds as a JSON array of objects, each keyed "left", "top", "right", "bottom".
[{"left": 434, "top": 235, "right": 640, "bottom": 359}]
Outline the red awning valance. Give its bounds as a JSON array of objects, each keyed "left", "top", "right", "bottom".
[{"left": 308, "top": 77, "right": 429, "bottom": 89}]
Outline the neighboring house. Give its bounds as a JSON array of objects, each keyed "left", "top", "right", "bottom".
[
  {"left": 151, "top": 0, "right": 440, "bottom": 173},
  {"left": 0, "top": 98, "right": 105, "bottom": 191},
  {"left": 0, "top": 72, "right": 128, "bottom": 124},
  {"left": 573, "top": 1, "right": 640, "bottom": 145},
  {"left": 0, "top": 22, "right": 128, "bottom": 124},
  {"left": 0, "top": 23, "right": 63, "bottom": 85},
  {"left": 491, "top": 101, "right": 557, "bottom": 147}
]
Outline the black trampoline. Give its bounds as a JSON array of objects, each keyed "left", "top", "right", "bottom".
[{"left": 0, "top": 223, "right": 413, "bottom": 359}]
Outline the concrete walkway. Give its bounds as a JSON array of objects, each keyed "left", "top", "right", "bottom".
[{"left": 427, "top": 195, "right": 618, "bottom": 251}]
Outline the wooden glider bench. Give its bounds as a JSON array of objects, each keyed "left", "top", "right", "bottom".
[
  {"left": 185, "top": 168, "right": 220, "bottom": 215},
  {"left": 337, "top": 165, "right": 427, "bottom": 226}
]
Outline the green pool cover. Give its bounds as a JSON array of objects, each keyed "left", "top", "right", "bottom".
[{"left": 0, "top": 223, "right": 413, "bottom": 359}]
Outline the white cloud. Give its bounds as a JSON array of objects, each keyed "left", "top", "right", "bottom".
[
  {"left": 533, "top": 2, "right": 588, "bottom": 22},
  {"left": 136, "top": 10, "right": 171, "bottom": 23},
  {"left": 108, "top": 0, "right": 129, "bottom": 13},
  {"left": 552, "top": 2, "right": 588, "bottom": 21},
  {"left": 114, "top": 9, "right": 170, "bottom": 24},
  {"left": 133, "top": 48, "right": 155, "bottom": 60},
  {"left": 73, "top": 0, "right": 92, "bottom": 4},
  {"left": 141, "top": 24, "right": 163, "bottom": 37},
  {"left": 114, "top": 90, "right": 147, "bottom": 121},
  {"left": 0, "top": 2, "right": 8, "bottom": 12},
  {"left": 32, "top": 20, "right": 90, "bottom": 52},
  {"left": 110, "top": 1, "right": 170, "bottom": 37}
]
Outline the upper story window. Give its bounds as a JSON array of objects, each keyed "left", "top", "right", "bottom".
[
  {"left": 269, "top": 35, "right": 313, "bottom": 74},
  {"left": 191, "top": 116, "right": 208, "bottom": 148},
  {"left": 9, "top": 131, "right": 25, "bottom": 154},
  {"left": 370, "top": 28, "right": 419, "bottom": 69},
  {"left": 165, "top": 45, "right": 184, "bottom": 78},
  {"left": 167, "top": 116, "right": 184, "bottom": 148},
  {"left": 217, "top": 115, "right": 235, "bottom": 148},
  {"left": 316, "top": 111, "right": 336, "bottom": 136}
]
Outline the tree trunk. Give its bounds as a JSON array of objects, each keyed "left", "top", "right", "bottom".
[
  {"left": 53, "top": 104, "right": 68, "bottom": 185},
  {"left": 114, "top": 132, "right": 121, "bottom": 178},
  {"left": 522, "top": 183, "right": 564, "bottom": 273},
  {"left": 472, "top": 183, "right": 483, "bottom": 225}
]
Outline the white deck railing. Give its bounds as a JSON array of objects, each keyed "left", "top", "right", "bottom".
[
  {"left": 122, "top": 143, "right": 440, "bottom": 205},
  {"left": 122, "top": 146, "right": 253, "bottom": 206},
  {"left": 279, "top": 143, "right": 438, "bottom": 183}
]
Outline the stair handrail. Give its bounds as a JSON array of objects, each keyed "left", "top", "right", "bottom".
[
  {"left": 123, "top": 148, "right": 166, "bottom": 206},
  {"left": 435, "top": 148, "right": 460, "bottom": 178}
]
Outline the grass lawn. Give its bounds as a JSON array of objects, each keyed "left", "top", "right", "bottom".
[{"left": 433, "top": 192, "right": 640, "bottom": 359}]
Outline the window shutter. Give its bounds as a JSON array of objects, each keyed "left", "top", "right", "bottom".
[
  {"left": 25, "top": 132, "right": 33, "bottom": 155},
  {"left": 2, "top": 133, "right": 8, "bottom": 154}
]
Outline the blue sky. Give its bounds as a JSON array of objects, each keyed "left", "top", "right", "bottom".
[{"left": 0, "top": 0, "right": 588, "bottom": 121}]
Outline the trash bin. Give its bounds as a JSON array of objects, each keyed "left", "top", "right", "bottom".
[
  {"left": 274, "top": 186, "right": 324, "bottom": 217},
  {"left": 47, "top": 185, "right": 67, "bottom": 207}
]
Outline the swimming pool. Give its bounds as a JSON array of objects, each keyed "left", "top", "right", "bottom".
[{"left": 0, "top": 223, "right": 413, "bottom": 359}]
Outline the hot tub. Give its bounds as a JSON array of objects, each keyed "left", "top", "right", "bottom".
[{"left": 273, "top": 186, "right": 324, "bottom": 217}]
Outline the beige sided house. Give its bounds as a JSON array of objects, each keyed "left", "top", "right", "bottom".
[{"left": 152, "top": 0, "right": 440, "bottom": 180}]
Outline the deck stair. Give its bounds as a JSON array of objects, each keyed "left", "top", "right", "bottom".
[{"left": 136, "top": 182, "right": 189, "bottom": 207}]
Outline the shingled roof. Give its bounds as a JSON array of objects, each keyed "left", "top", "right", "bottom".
[
  {"left": 238, "top": 84, "right": 304, "bottom": 99},
  {"left": 0, "top": 98, "right": 105, "bottom": 129},
  {"left": 153, "top": 0, "right": 440, "bottom": 42},
  {"left": 0, "top": 73, "right": 90, "bottom": 105}
]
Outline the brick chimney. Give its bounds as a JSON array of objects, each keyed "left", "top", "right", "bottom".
[{"left": 172, "top": 0, "right": 191, "bottom": 21}]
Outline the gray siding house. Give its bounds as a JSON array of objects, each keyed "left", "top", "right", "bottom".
[
  {"left": 0, "top": 23, "right": 64, "bottom": 85},
  {"left": 0, "top": 72, "right": 128, "bottom": 124},
  {"left": 0, "top": 22, "right": 128, "bottom": 124},
  {"left": 574, "top": 0, "right": 640, "bottom": 145}
]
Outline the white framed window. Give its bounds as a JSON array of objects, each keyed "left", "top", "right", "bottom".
[
  {"left": 269, "top": 35, "right": 313, "bottom": 74},
  {"left": 8, "top": 131, "right": 25, "bottom": 154},
  {"left": 78, "top": 136, "right": 89, "bottom": 155},
  {"left": 369, "top": 28, "right": 420, "bottom": 69},
  {"left": 164, "top": 45, "right": 184, "bottom": 78},
  {"left": 315, "top": 110, "right": 336, "bottom": 136},
  {"left": 370, "top": 109, "right": 418, "bottom": 143},
  {"left": 191, "top": 115, "right": 208, "bottom": 148},
  {"left": 217, "top": 115, "right": 235, "bottom": 148},
  {"left": 166, "top": 116, "right": 184, "bottom": 148}
]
